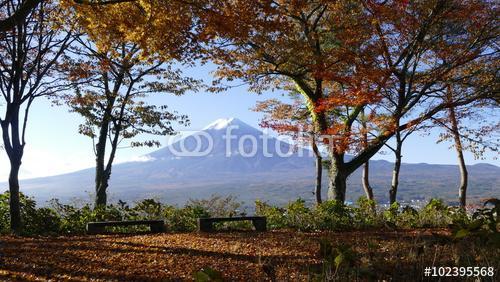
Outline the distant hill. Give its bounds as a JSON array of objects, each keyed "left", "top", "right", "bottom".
[{"left": 13, "top": 118, "right": 500, "bottom": 207}]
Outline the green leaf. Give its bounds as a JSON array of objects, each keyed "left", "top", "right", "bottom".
[
  {"left": 193, "top": 267, "right": 223, "bottom": 282},
  {"left": 454, "top": 229, "right": 470, "bottom": 239},
  {"left": 334, "top": 253, "right": 344, "bottom": 268},
  {"left": 467, "top": 220, "right": 484, "bottom": 231}
]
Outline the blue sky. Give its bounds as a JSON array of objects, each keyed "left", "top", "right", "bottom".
[{"left": 0, "top": 63, "right": 498, "bottom": 180}]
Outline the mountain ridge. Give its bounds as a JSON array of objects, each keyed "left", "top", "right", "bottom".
[{"left": 6, "top": 117, "right": 499, "bottom": 206}]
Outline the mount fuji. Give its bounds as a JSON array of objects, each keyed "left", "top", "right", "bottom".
[{"left": 13, "top": 118, "right": 500, "bottom": 207}]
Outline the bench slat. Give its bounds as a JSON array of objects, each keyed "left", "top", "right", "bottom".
[
  {"left": 200, "top": 216, "right": 265, "bottom": 223},
  {"left": 86, "top": 220, "right": 165, "bottom": 234},
  {"left": 87, "top": 220, "right": 164, "bottom": 227},
  {"left": 197, "top": 216, "right": 267, "bottom": 232}
]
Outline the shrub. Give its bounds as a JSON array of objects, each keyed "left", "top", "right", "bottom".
[
  {"left": 284, "top": 199, "right": 313, "bottom": 231},
  {"left": 452, "top": 199, "right": 499, "bottom": 246},
  {"left": 383, "top": 202, "right": 400, "bottom": 225},
  {"left": 1, "top": 191, "right": 61, "bottom": 235},
  {"left": 255, "top": 200, "right": 287, "bottom": 229},
  {"left": 188, "top": 195, "right": 243, "bottom": 217},
  {"left": 50, "top": 200, "right": 99, "bottom": 234},
  {"left": 133, "top": 199, "right": 164, "bottom": 219},
  {"left": 417, "top": 199, "right": 453, "bottom": 227},
  {"left": 352, "top": 197, "right": 381, "bottom": 228},
  {"left": 0, "top": 192, "right": 489, "bottom": 236},
  {"left": 313, "top": 200, "right": 353, "bottom": 231},
  {"left": 0, "top": 191, "right": 10, "bottom": 234},
  {"left": 164, "top": 204, "right": 210, "bottom": 232}
]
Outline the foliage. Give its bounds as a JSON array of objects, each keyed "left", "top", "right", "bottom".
[
  {"left": 0, "top": 192, "right": 61, "bottom": 236},
  {"left": 187, "top": 195, "right": 243, "bottom": 218},
  {"left": 0, "top": 0, "right": 73, "bottom": 233},
  {"left": 314, "top": 200, "right": 354, "bottom": 231},
  {"left": 199, "top": 0, "right": 499, "bottom": 202},
  {"left": 163, "top": 204, "right": 209, "bottom": 232},
  {"left": 312, "top": 241, "right": 359, "bottom": 280},
  {"left": 193, "top": 267, "right": 223, "bottom": 282},
  {"left": 451, "top": 198, "right": 499, "bottom": 247},
  {"left": 58, "top": 1, "right": 201, "bottom": 207},
  {"left": 0, "top": 193, "right": 493, "bottom": 237}
]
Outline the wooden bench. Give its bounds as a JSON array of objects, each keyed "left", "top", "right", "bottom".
[
  {"left": 86, "top": 220, "right": 166, "bottom": 234},
  {"left": 197, "top": 216, "right": 267, "bottom": 232}
]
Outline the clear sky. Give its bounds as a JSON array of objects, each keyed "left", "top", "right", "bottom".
[{"left": 0, "top": 63, "right": 498, "bottom": 181}]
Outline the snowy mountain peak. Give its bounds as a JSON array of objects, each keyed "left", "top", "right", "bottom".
[{"left": 202, "top": 117, "right": 237, "bottom": 130}]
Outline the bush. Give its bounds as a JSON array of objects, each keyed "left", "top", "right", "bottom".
[
  {"left": 284, "top": 199, "right": 313, "bottom": 231},
  {"left": 313, "top": 200, "right": 353, "bottom": 231},
  {"left": 50, "top": 200, "right": 101, "bottom": 234},
  {"left": 164, "top": 204, "right": 210, "bottom": 232},
  {"left": 417, "top": 199, "right": 453, "bottom": 227},
  {"left": 256, "top": 199, "right": 355, "bottom": 231},
  {"left": 451, "top": 199, "right": 499, "bottom": 246},
  {"left": 352, "top": 197, "right": 381, "bottom": 228},
  {"left": 188, "top": 195, "right": 243, "bottom": 217},
  {"left": 255, "top": 200, "right": 287, "bottom": 229},
  {"left": 0, "top": 191, "right": 10, "bottom": 234},
  {"left": 1, "top": 191, "right": 62, "bottom": 235},
  {"left": 132, "top": 199, "right": 164, "bottom": 219},
  {"left": 0, "top": 192, "right": 490, "bottom": 236}
]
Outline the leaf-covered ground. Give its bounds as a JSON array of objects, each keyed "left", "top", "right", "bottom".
[{"left": 0, "top": 229, "right": 498, "bottom": 281}]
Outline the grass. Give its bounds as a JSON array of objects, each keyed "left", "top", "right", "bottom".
[{"left": 0, "top": 229, "right": 498, "bottom": 281}]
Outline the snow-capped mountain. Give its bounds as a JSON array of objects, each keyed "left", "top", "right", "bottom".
[
  {"left": 11, "top": 118, "right": 500, "bottom": 207},
  {"left": 147, "top": 117, "right": 314, "bottom": 174}
]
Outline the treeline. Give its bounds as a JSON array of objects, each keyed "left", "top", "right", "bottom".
[
  {"left": 1, "top": 192, "right": 498, "bottom": 242},
  {"left": 0, "top": 0, "right": 498, "bottom": 234}
]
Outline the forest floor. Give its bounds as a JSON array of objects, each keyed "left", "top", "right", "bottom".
[{"left": 0, "top": 229, "right": 498, "bottom": 281}]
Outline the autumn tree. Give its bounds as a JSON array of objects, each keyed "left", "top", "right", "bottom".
[
  {"left": 197, "top": 0, "right": 498, "bottom": 202},
  {"left": 432, "top": 65, "right": 499, "bottom": 208},
  {"left": 62, "top": 0, "right": 199, "bottom": 207},
  {"left": 0, "top": 0, "right": 72, "bottom": 233},
  {"left": 198, "top": 0, "right": 381, "bottom": 202},
  {"left": 0, "top": 0, "right": 137, "bottom": 32},
  {"left": 253, "top": 96, "right": 326, "bottom": 204},
  {"left": 439, "top": 102, "right": 499, "bottom": 208}
]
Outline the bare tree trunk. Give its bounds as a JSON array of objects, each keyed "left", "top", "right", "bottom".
[
  {"left": 93, "top": 69, "right": 122, "bottom": 208},
  {"left": 327, "top": 153, "right": 347, "bottom": 202},
  {"left": 95, "top": 138, "right": 109, "bottom": 207},
  {"left": 362, "top": 162, "right": 374, "bottom": 201},
  {"left": 448, "top": 105, "right": 468, "bottom": 208},
  {"left": 8, "top": 158, "right": 22, "bottom": 233},
  {"left": 94, "top": 103, "right": 113, "bottom": 208},
  {"left": 361, "top": 110, "right": 374, "bottom": 201},
  {"left": 1, "top": 105, "right": 24, "bottom": 234},
  {"left": 95, "top": 171, "right": 110, "bottom": 208},
  {"left": 95, "top": 124, "right": 121, "bottom": 208},
  {"left": 389, "top": 131, "right": 402, "bottom": 205},
  {"left": 311, "top": 136, "right": 323, "bottom": 204}
]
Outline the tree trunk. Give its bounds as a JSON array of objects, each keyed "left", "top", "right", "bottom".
[
  {"left": 448, "top": 105, "right": 468, "bottom": 208},
  {"left": 1, "top": 104, "right": 24, "bottom": 234},
  {"left": 360, "top": 110, "right": 374, "bottom": 201},
  {"left": 311, "top": 136, "right": 322, "bottom": 204},
  {"left": 95, "top": 171, "right": 110, "bottom": 208},
  {"left": 327, "top": 153, "right": 347, "bottom": 202},
  {"left": 8, "top": 159, "right": 22, "bottom": 233},
  {"left": 93, "top": 86, "right": 117, "bottom": 208},
  {"left": 389, "top": 135, "right": 402, "bottom": 205},
  {"left": 362, "top": 162, "right": 374, "bottom": 201},
  {"left": 94, "top": 116, "right": 111, "bottom": 208},
  {"left": 94, "top": 137, "right": 108, "bottom": 208}
]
